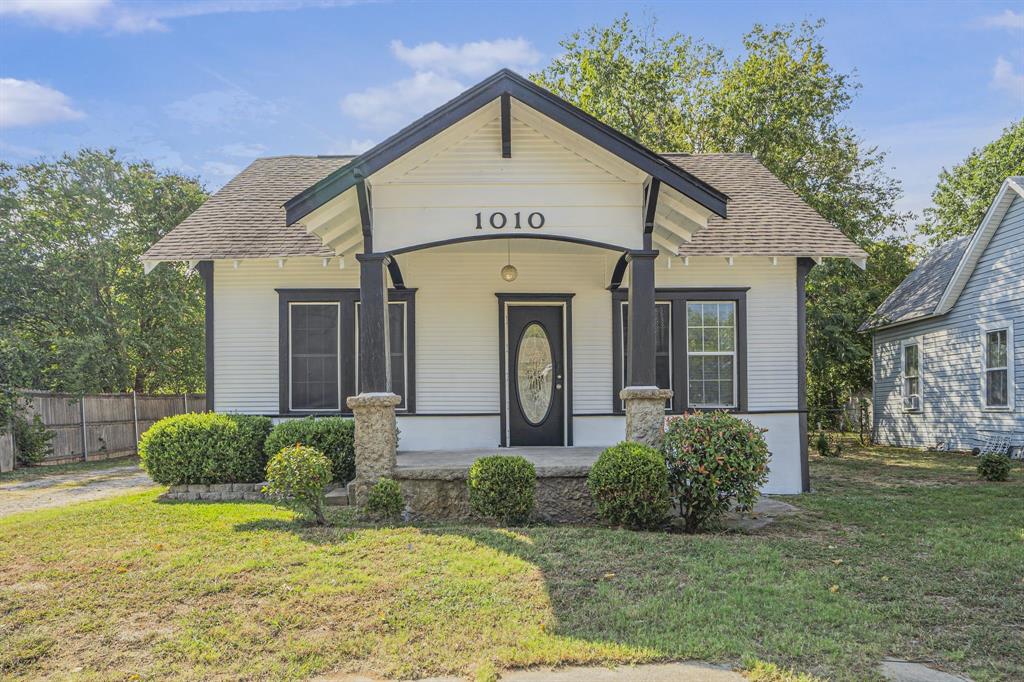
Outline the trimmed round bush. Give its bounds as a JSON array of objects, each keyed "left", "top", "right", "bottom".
[
  {"left": 662, "top": 411, "right": 770, "bottom": 533},
  {"left": 365, "top": 477, "right": 404, "bottom": 522},
  {"left": 977, "top": 453, "right": 1011, "bottom": 481},
  {"left": 264, "top": 445, "right": 333, "bottom": 525},
  {"left": 264, "top": 417, "right": 355, "bottom": 483},
  {"left": 139, "top": 413, "right": 239, "bottom": 485},
  {"left": 467, "top": 455, "right": 536, "bottom": 525},
  {"left": 587, "top": 442, "right": 670, "bottom": 530}
]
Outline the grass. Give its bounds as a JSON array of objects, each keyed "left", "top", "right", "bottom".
[
  {"left": 0, "top": 456, "right": 139, "bottom": 484},
  {"left": 1, "top": 444, "right": 1021, "bottom": 681}
]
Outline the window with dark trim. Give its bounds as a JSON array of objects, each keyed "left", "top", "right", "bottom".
[
  {"left": 277, "top": 288, "right": 416, "bottom": 415},
  {"left": 612, "top": 288, "right": 747, "bottom": 414}
]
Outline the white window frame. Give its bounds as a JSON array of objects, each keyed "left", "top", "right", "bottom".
[
  {"left": 686, "top": 300, "right": 738, "bottom": 409},
  {"left": 288, "top": 301, "right": 342, "bottom": 412},
  {"left": 980, "top": 321, "right": 1015, "bottom": 411},
  {"left": 900, "top": 338, "right": 923, "bottom": 413}
]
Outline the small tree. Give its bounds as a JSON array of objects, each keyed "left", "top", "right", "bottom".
[
  {"left": 264, "top": 445, "right": 333, "bottom": 525},
  {"left": 662, "top": 412, "right": 770, "bottom": 532}
]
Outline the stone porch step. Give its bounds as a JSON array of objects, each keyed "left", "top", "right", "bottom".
[{"left": 325, "top": 484, "right": 353, "bottom": 507}]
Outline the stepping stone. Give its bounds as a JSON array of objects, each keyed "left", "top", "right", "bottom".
[{"left": 880, "top": 659, "right": 972, "bottom": 682}]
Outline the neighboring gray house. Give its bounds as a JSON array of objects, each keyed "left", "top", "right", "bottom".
[{"left": 863, "top": 177, "right": 1023, "bottom": 451}]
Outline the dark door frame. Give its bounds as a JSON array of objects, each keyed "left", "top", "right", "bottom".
[{"left": 497, "top": 293, "right": 574, "bottom": 447}]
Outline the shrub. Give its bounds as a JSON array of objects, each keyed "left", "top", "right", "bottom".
[
  {"left": 977, "top": 453, "right": 1011, "bottom": 482},
  {"left": 139, "top": 413, "right": 239, "bottom": 485},
  {"left": 12, "top": 414, "right": 54, "bottom": 466},
  {"left": 223, "top": 414, "right": 273, "bottom": 482},
  {"left": 365, "top": 477, "right": 404, "bottom": 522},
  {"left": 265, "top": 417, "right": 355, "bottom": 483},
  {"left": 815, "top": 431, "right": 843, "bottom": 458},
  {"left": 264, "top": 445, "right": 333, "bottom": 525},
  {"left": 587, "top": 442, "right": 670, "bottom": 530},
  {"left": 467, "top": 455, "right": 536, "bottom": 525},
  {"left": 662, "top": 412, "right": 770, "bottom": 533}
]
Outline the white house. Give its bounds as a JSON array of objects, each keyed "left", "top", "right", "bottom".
[
  {"left": 863, "top": 177, "right": 1023, "bottom": 453},
  {"left": 144, "top": 70, "right": 865, "bottom": 494}
]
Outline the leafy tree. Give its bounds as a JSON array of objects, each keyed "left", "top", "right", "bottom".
[
  {"left": 918, "top": 119, "right": 1024, "bottom": 245},
  {"left": 534, "top": 15, "right": 914, "bottom": 422},
  {"left": 0, "top": 149, "right": 207, "bottom": 406}
]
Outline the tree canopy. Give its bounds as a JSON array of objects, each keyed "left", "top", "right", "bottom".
[
  {"left": 534, "top": 15, "right": 914, "bottom": 422},
  {"left": 0, "top": 149, "right": 208, "bottom": 420},
  {"left": 918, "top": 119, "right": 1024, "bottom": 245}
]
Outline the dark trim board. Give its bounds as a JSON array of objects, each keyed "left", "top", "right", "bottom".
[
  {"left": 197, "top": 261, "right": 214, "bottom": 412},
  {"left": 284, "top": 69, "right": 728, "bottom": 225},
  {"left": 796, "top": 257, "right": 816, "bottom": 492},
  {"left": 496, "top": 294, "right": 575, "bottom": 447},
  {"left": 611, "top": 287, "right": 749, "bottom": 415},
  {"left": 276, "top": 288, "right": 417, "bottom": 416},
  {"left": 390, "top": 232, "right": 630, "bottom": 256}
]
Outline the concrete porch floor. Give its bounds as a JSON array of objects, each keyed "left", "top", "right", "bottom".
[{"left": 395, "top": 446, "right": 604, "bottom": 478}]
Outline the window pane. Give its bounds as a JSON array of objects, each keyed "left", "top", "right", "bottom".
[
  {"left": 703, "top": 328, "right": 719, "bottom": 352},
  {"left": 720, "top": 303, "right": 735, "bottom": 327},
  {"left": 702, "top": 304, "right": 719, "bottom": 326},
  {"left": 688, "top": 380, "right": 705, "bottom": 405},
  {"left": 907, "top": 377, "right": 919, "bottom": 397},
  {"left": 904, "top": 345, "right": 918, "bottom": 376},
  {"left": 689, "top": 356, "right": 704, "bottom": 381},
  {"left": 987, "top": 330, "right": 1007, "bottom": 368},
  {"left": 720, "top": 380, "right": 735, "bottom": 406},
  {"left": 389, "top": 303, "right": 406, "bottom": 408},
  {"left": 704, "top": 380, "right": 720, "bottom": 405},
  {"left": 291, "top": 303, "right": 339, "bottom": 410},
  {"left": 987, "top": 369, "right": 1008, "bottom": 406}
]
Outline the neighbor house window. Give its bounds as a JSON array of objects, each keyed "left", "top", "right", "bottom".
[
  {"left": 901, "top": 341, "right": 921, "bottom": 412},
  {"left": 289, "top": 302, "right": 341, "bottom": 411},
  {"left": 278, "top": 289, "right": 416, "bottom": 415},
  {"left": 611, "top": 289, "right": 747, "bottom": 414},
  {"left": 687, "top": 302, "right": 737, "bottom": 408},
  {"left": 982, "top": 325, "right": 1013, "bottom": 409},
  {"left": 619, "top": 301, "right": 672, "bottom": 409}
]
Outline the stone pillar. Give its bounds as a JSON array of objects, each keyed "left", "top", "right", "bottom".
[
  {"left": 621, "top": 387, "right": 673, "bottom": 447},
  {"left": 347, "top": 392, "right": 401, "bottom": 504}
]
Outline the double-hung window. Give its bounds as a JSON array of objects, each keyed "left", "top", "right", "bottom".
[
  {"left": 612, "top": 289, "right": 746, "bottom": 413},
  {"left": 278, "top": 289, "right": 416, "bottom": 415},
  {"left": 901, "top": 340, "right": 921, "bottom": 412},
  {"left": 687, "top": 302, "right": 737, "bottom": 408},
  {"left": 982, "top": 324, "right": 1014, "bottom": 409}
]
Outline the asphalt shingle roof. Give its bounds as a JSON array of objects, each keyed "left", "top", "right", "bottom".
[
  {"left": 860, "top": 236, "right": 971, "bottom": 331},
  {"left": 144, "top": 153, "right": 865, "bottom": 261}
]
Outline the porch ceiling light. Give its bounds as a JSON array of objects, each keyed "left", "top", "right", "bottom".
[{"left": 501, "top": 240, "right": 518, "bottom": 282}]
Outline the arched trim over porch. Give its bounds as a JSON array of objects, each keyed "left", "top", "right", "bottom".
[{"left": 388, "top": 232, "right": 632, "bottom": 256}]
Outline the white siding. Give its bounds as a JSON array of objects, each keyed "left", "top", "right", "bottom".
[{"left": 873, "top": 195, "right": 1024, "bottom": 449}]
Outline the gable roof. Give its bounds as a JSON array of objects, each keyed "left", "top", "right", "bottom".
[
  {"left": 143, "top": 153, "right": 865, "bottom": 262},
  {"left": 862, "top": 176, "right": 1024, "bottom": 332},
  {"left": 283, "top": 69, "right": 728, "bottom": 224}
]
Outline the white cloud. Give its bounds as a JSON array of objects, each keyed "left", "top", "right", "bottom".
[
  {"left": 991, "top": 57, "right": 1024, "bottom": 100},
  {"left": 327, "top": 138, "right": 376, "bottom": 155},
  {"left": 978, "top": 9, "right": 1024, "bottom": 31},
  {"left": 0, "top": 0, "right": 110, "bottom": 30},
  {"left": 0, "top": 0, "right": 361, "bottom": 33},
  {"left": 0, "top": 78, "right": 85, "bottom": 128},
  {"left": 341, "top": 72, "right": 465, "bottom": 131},
  {"left": 390, "top": 38, "right": 541, "bottom": 77},
  {"left": 202, "top": 160, "right": 242, "bottom": 178},
  {"left": 166, "top": 89, "right": 281, "bottom": 127},
  {"left": 218, "top": 142, "right": 267, "bottom": 157}
]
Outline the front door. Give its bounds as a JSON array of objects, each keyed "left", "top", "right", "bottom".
[{"left": 507, "top": 305, "right": 565, "bottom": 446}]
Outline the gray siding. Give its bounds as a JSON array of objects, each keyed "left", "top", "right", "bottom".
[{"left": 872, "top": 195, "right": 1024, "bottom": 449}]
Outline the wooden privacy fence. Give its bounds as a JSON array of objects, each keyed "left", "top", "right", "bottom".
[{"left": 0, "top": 391, "right": 207, "bottom": 471}]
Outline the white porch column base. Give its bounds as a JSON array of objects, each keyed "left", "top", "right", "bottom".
[
  {"left": 620, "top": 386, "right": 673, "bottom": 447},
  {"left": 346, "top": 392, "right": 401, "bottom": 505}
]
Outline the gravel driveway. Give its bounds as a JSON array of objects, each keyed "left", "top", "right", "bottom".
[{"left": 0, "top": 464, "right": 156, "bottom": 518}]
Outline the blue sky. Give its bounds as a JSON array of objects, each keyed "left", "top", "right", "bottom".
[{"left": 1, "top": 1, "right": 1022, "bottom": 221}]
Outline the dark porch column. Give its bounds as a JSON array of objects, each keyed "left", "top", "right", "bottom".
[
  {"left": 621, "top": 249, "right": 672, "bottom": 446},
  {"left": 356, "top": 253, "right": 391, "bottom": 393},
  {"left": 625, "top": 249, "right": 659, "bottom": 386}
]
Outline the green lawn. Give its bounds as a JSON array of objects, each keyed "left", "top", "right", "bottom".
[{"left": 1, "top": 445, "right": 1021, "bottom": 681}]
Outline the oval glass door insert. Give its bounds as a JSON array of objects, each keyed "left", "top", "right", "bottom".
[{"left": 517, "top": 323, "right": 554, "bottom": 425}]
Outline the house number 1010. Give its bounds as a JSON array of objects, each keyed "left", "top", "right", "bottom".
[{"left": 474, "top": 211, "right": 545, "bottom": 230}]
